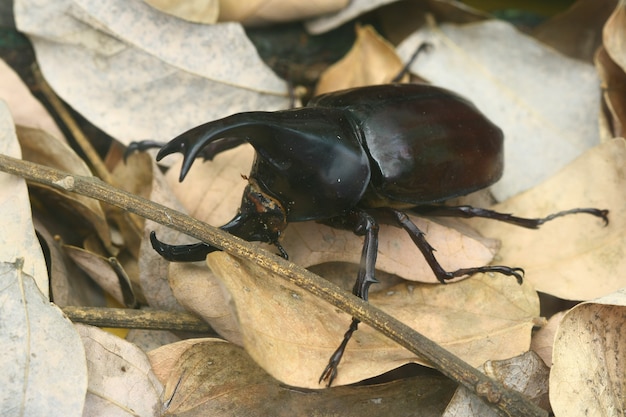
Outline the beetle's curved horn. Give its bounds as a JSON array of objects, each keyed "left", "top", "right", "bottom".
[{"left": 156, "top": 112, "right": 281, "bottom": 182}]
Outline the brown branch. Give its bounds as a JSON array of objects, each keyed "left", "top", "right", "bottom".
[
  {"left": 0, "top": 154, "right": 547, "bottom": 417},
  {"left": 62, "top": 306, "right": 213, "bottom": 333}
]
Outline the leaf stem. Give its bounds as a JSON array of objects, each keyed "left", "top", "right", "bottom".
[{"left": 0, "top": 154, "right": 547, "bottom": 417}]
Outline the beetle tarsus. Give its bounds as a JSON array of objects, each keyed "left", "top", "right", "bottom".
[{"left": 319, "top": 318, "right": 359, "bottom": 386}]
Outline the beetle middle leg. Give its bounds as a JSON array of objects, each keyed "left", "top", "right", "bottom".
[
  {"left": 390, "top": 209, "right": 525, "bottom": 284},
  {"left": 319, "top": 210, "right": 379, "bottom": 386}
]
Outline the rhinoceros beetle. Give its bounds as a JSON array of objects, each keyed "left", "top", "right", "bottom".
[{"left": 129, "top": 83, "right": 608, "bottom": 386}]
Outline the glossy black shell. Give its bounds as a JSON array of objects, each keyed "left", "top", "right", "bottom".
[{"left": 309, "top": 84, "right": 504, "bottom": 208}]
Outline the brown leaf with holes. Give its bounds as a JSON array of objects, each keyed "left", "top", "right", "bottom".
[{"left": 154, "top": 338, "right": 455, "bottom": 416}]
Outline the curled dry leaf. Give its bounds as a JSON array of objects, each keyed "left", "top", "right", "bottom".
[
  {"left": 17, "top": 125, "right": 113, "bottom": 252},
  {"left": 14, "top": 0, "right": 288, "bottom": 144},
  {"left": 443, "top": 351, "right": 550, "bottom": 416},
  {"left": 596, "top": 46, "right": 626, "bottom": 139},
  {"left": 63, "top": 244, "right": 136, "bottom": 307},
  {"left": 219, "top": 0, "right": 350, "bottom": 26},
  {"left": 397, "top": 18, "right": 601, "bottom": 201},
  {"left": 306, "top": 0, "right": 402, "bottom": 34},
  {"left": 205, "top": 252, "right": 539, "bottom": 387},
  {"left": 76, "top": 324, "right": 163, "bottom": 416},
  {"left": 315, "top": 24, "right": 407, "bottom": 95},
  {"left": 603, "top": 0, "right": 626, "bottom": 71},
  {"left": 144, "top": 0, "right": 219, "bottom": 24},
  {"left": 155, "top": 338, "right": 455, "bottom": 416},
  {"left": 549, "top": 288, "right": 626, "bottom": 417},
  {"left": 0, "top": 103, "right": 48, "bottom": 296},
  {"left": 474, "top": 138, "right": 626, "bottom": 301},
  {"left": 530, "top": 311, "right": 566, "bottom": 367},
  {"left": 0, "top": 59, "right": 65, "bottom": 141},
  {"left": 0, "top": 260, "right": 87, "bottom": 416}
]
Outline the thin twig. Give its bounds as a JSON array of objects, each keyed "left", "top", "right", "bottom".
[
  {"left": 0, "top": 154, "right": 547, "bottom": 417},
  {"left": 62, "top": 306, "right": 213, "bottom": 333}
]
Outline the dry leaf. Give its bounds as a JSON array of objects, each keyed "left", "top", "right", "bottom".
[
  {"left": 133, "top": 154, "right": 190, "bottom": 312},
  {"left": 14, "top": 0, "right": 289, "bottom": 144},
  {"left": 596, "top": 46, "right": 626, "bottom": 138},
  {"left": 126, "top": 329, "right": 181, "bottom": 354},
  {"left": 76, "top": 324, "right": 164, "bottom": 416},
  {"left": 168, "top": 262, "right": 242, "bottom": 345},
  {"left": 156, "top": 339, "right": 455, "bottom": 416},
  {"left": 205, "top": 252, "right": 538, "bottom": 387},
  {"left": 474, "top": 138, "right": 626, "bottom": 301},
  {"left": 147, "top": 338, "right": 215, "bottom": 385},
  {"left": 306, "top": 0, "right": 401, "bottom": 34},
  {"left": 530, "top": 311, "right": 566, "bottom": 367},
  {"left": 315, "top": 25, "right": 406, "bottom": 95},
  {"left": 531, "top": 0, "right": 616, "bottom": 62},
  {"left": 0, "top": 259, "right": 87, "bottom": 416},
  {"left": 443, "top": 351, "right": 550, "bottom": 416},
  {"left": 397, "top": 19, "right": 601, "bottom": 201},
  {"left": 17, "top": 125, "right": 114, "bottom": 252},
  {"left": 0, "top": 102, "right": 48, "bottom": 296},
  {"left": 218, "top": 0, "right": 350, "bottom": 26},
  {"left": 603, "top": 0, "right": 626, "bottom": 71},
  {"left": 549, "top": 288, "right": 626, "bottom": 417},
  {"left": 144, "top": 0, "right": 219, "bottom": 24},
  {"left": 63, "top": 245, "right": 135, "bottom": 307},
  {"left": 0, "top": 58, "right": 65, "bottom": 141}
]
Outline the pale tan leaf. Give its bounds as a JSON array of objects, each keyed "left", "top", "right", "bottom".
[
  {"left": 76, "top": 324, "right": 163, "bottom": 416},
  {"left": 14, "top": 0, "right": 288, "bottom": 144},
  {"left": 126, "top": 329, "right": 181, "bottom": 354},
  {"left": 168, "top": 262, "right": 242, "bottom": 345},
  {"left": 0, "top": 102, "right": 48, "bottom": 296},
  {"left": 205, "top": 252, "right": 539, "bottom": 387},
  {"left": 474, "top": 138, "right": 626, "bottom": 300},
  {"left": 603, "top": 0, "right": 626, "bottom": 71},
  {"left": 397, "top": 19, "right": 601, "bottom": 201},
  {"left": 0, "top": 260, "right": 87, "bottom": 416},
  {"left": 219, "top": 0, "right": 349, "bottom": 26},
  {"left": 549, "top": 288, "right": 626, "bottom": 417},
  {"left": 144, "top": 0, "right": 219, "bottom": 24},
  {"left": 17, "top": 125, "right": 113, "bottom": 252},
  {"left": 157, "top": 338, "right": 455, "bottom": 416},
  {"left": 316, "top": 25, "right": 406, "bottom": 95},
  {"left": 0, "top": 59, "right": 65, "bottom": 141},
  {"left": 443, "top": 351, "right": 550, "bottom": 416}
]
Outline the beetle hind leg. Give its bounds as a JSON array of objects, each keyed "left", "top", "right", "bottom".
[
  {"left": 390, "top": 209, "right": 524, "bottom": 284},
  {"left": 319, "top": 210, "right": 379, "bottom": 386}
]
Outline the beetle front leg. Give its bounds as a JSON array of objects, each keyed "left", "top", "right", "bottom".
[
  {"left": 390, "top": 209, "right": 524, "bottom": 284},
  {"left": 319, "top": 210, "right": 379, "bottom": 386}
]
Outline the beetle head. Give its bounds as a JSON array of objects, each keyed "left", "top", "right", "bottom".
[{"left": 221, "top": 178, "right": 288, "bottom": 253}]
